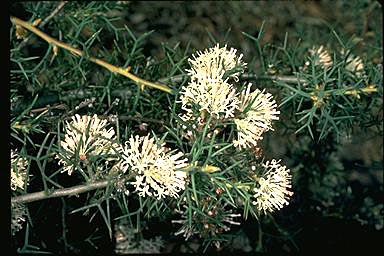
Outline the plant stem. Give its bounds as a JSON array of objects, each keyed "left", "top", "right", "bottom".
[
  {"left": 10, "top": 16, "right": 173, "bottom": 94},
  {"left": 309, "top": 84, "right": 378, "bottom": 104},
  {"left": 11, "top": 180, "right": 109, "bottom": 204},
  {"left": 157, "top": 73, "right": 308, "bottom": 84}
]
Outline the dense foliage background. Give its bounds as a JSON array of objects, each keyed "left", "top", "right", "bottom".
[{"left": 10, "top": 1, "right": 382, "bottom": 254}]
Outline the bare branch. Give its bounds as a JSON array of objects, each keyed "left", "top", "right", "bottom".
[
  {"left": 12, "top": 180, "right": 109, "bottom": 204},
  {"left": 11, "top": 16, "right": 173, "bottom": 94}
]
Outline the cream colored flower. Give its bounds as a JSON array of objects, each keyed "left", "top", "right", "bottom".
[
  {"left": 233, "top": 84, "right": 280, "bottom": 149},
  {"left": 252, "top": 159, "right": 293, "bottom": 214},
  {"left": 309, "top": 45, "right": 333, "bottom": 68},
  {"left": 57, "top": 114, "right": 118, "bottom": 175},
  {"left": 187, "top": 44, "right": 247, "bottom": 82},
  {"left": 121, "top": 134, "right": 189, "bottom": 200},
  {"left": 180, "top": 77, "right": 239, "bottom": 120},
  {"left": 11, "top": 149, "right": 28, "bottom": 191},
  {"left": 178, "top": 106, "right": 195, "bottom": 124},
  {"left": 345, "top": 54, "right": 365, "bottom": 77},
  {"left": 11, "top": 202, "right": 27, "bottom": 235},
  {"left": 233, "top": 119, "right": 265, "bottom": 149}
]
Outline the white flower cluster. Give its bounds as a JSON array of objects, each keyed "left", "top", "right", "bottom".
[
  {"left": 187, "top": 44, "right": 247, "bottom": 82},
  {"left": 180, "top": 44, "right": 279, "bottom": 149},
  {"left": 180, "top": 78, "right": 239, "bottom": 119},
  {"left": 305, "top": 46, "right": 365, "bottom": 77},
  {"left": 308, "top": 45, "right": 333, "bottom": 69},
  {"left": 57, "top": 114, "right": 190, "bottom": 200},
  {"left": 11, "top": 149, "right": 28, "bottom": 191},
  {"left": 57, "top": 114, "right": 118, "bottom": 175},
  {"left": 180, "top": 44, "right": 244, "bottom": 121},
  {"left": 11, "top": 150, "right": 28, "bottom": 235},
  {"left": 121, "top": 134, "right": 189, "bottom": 200},
  {"left": 233, "top": 84, "right": 280, "bottom": 149},
  {"left": 345, "top": 54, "right": 365, "bottom": 77},
  {"left": 251, "top": 159, "right": 293, "bottom": 214}
]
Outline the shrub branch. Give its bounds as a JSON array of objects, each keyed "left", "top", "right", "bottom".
[
  {"left": 10, "top": 16, "right": 173, "bottom": 94},
  {"left": 11, "top": 180, "right": 109, "bottom": 204}
]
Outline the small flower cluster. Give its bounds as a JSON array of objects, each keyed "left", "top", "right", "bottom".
[
  {"left": 120, "top": 134, "right": 189, "bottom": 199},
  {"left": 11, "top": 149, "right": 28, "bottom": 191},
  {"left": 233, "top": 84, "right": 280, "bottom": 149},
  {"left": 344, "top": 52, "right": 365, "bottom": 77},
  {"left": 304, "top": 46, "right": 365, "bottom": 78},
  {"left": 11, "top": 149, "right": 29, "bottom": 235},
  {"left": 57, "top": 115, "right": 189, "bottom": 200},
  {"left": 186, "top": 44, "right": 247, "bottom": 82},
  {"left": 308, "top": 45, "right": 333, "bottom": 69},
  {"left": 56, "top": 114, "right": 118, "bottom": 175},
  {"left": 251, "top": 159, "right": 293, "bottom": 214},
  {"left": 180, "top": 78, "right": 239, "bottom": 120},
  {"left": 180, "top": 44, "right": 244, "bottom": 121},
  {"left": 179, "top": 44, "right": 279, "bottom": 150}
]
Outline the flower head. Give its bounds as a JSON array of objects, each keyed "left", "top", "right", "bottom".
[
  {"left": 187, "top": 44, "right": 247, "bottom": 82},
  {"left": 233, "top": 84, "right": 280, "bottom": 149},
  {"left": 309, "top": 45, "right": 333, "bottom": 69},
  {"left": 121, "top": 134, "right": 189, "bottom": 199},
  {"left": 345, "top": 54, "right": 365, "bottom": 77},
  {"left": 251, "top": 159, "right": 293, "bottom": 214},
  {"left": 233, "top": 118, "right": 265, "bottom": 149},
  {"left": 180, "top": 77, "right": 239, "bottom": 120},
  {"left": 11, "top": 149, "right": 28, "bottom": 191},
  {"left": 57, "top": 114, "right": 118, "bottom": 175}
]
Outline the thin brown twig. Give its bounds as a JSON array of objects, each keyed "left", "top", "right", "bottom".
[
  {"left": 11, "top": 16, "right": 173, "bottom": 94},
  {"left": 30, "top": 103, "right": 68, "bottom": 114}
]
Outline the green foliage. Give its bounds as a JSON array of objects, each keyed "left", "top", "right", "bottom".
[{"left": 10, "top": 1, "right": 382, "bottom": 254}]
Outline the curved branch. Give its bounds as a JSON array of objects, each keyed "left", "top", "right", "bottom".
[
  {"left": 12, "top": 180, "right": 109, "bottom": 204},
  {"left": 10, "top": 16, "right": 173, "bottom": 94}
]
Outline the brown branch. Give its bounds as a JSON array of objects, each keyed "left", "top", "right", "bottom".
[
  {"left": 12, "top": 180, "right": 109, "bottom": 204},
  {"left": 10, "top": 16, "right": 173, "bottom": 94}
]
